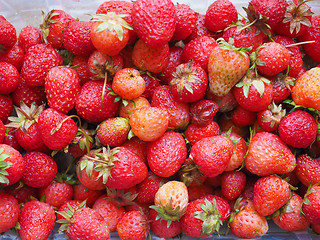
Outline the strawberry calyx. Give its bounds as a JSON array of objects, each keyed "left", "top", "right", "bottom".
[
  {"left": 179, "top": 158, "right": 205, "bottom": 187},
  {"left": 105, "top": 187, "right": 138, "bottom": 208},
  {"left": 216, "top": 37, "right": 252, "bottom": 55},
  {"left": 40, "top": 10, "right": 60, "bottom": 44},
  {"left": 91, "top": 12, "right": 133, "bottom": 41},
  {"left": 91, "top": 55, "right": 121, "bottom": 80},
  {"left": 194, "top": 197, "right": 224, "bottom": 236},
  {"left": 0, "top": 148, "right": 12, "bottom": 185},
  {"left": 261, "top": 102, "right": 286, "bottom": 128}
]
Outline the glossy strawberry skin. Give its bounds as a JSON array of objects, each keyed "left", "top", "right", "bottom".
[
  {"left": 72, "top": 183, "right": 104, "bottom": 207},
  {"left": 0, "top": 62, "right": 20, "bottom": 95},
  {"left": 190, "top": 99, "right": 219, "bottom": 125},
  {"left": 0, "top": 45, "right": 25, "bottom": 71},
  {"left": 184, "top": 14, "right": 215, "bottom": 43},
  {"left": 0, "top": 94, "right": 13, "bottom": 122},
  {"left": 302, "top": 186, "right": 320, "bottom": 225},
  {"left": 18, "top": 26, "right": 42, "bottom": 54},
  {"left": 221, "top": 171, "right": 247, "bottom": 200},
  {"left": 0, "top": 18, "right": 17, "bottom": 50},
  {"left": 184, "top": 121, "right": 220, "bottom": 145},
  {"left": 136, "top": 172, "right": 165, "bottom": 204},
  {"left": 295, "top": 154, "right": 320, "bottom": 187},
  {"left": 0, "top": 193, "right": 20, "bottom": 233}
]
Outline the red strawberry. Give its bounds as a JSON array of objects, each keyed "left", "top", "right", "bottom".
[
  {"left": 190, "top": 135, "right": 234, "bottom": 177},
  {"left": 0, "top": 62, "right": 20, "bottom": 95},
  {"left": 18, "top": 200, "right": 56, "bottom": 240},
  {"left": 71, "top": 56, "right": 91, "bottom": 85},
  {"left": 0, "top": 120, "right": 4, "bottom": 143},
  {"left": 0, "top": 17, "right": 17, "bottom": 51},
  {"left": 189, "top": 99, "right": 219, "bottom": 125},
  {"left": 140, "top": 72, "right": 160, "bottom": 100},
  {"left": 278, "top": 110, "right": 317, "bottom": 149},
  {"left": 302, "top": 185, "right": 320, "bottom": 225},
  {"left": 0, "top": 94, "right": 13, "bottom": 122},
  {"left": 221, "top": 171, "right": 247, "bottom": 201},
  {"left": 205, "top": 0, "right": 238, "bottom": 32},
  {"left": 72, "top": 183, "right": 104, "bottom": 207},
  {"left": 295, "top": 154, "right": 320, "bottom": 186},
  {"left": 0, "top": 44, "right": 24, "bottom": 71},
  {"left": 231, "top": 105, "right": 257, "bottom": 127},
  {"left": 0, "top": 144, "right": 25, "bottom": 186},
  {"left": 271, "top": 73, "right": 293, "bottom": 104},
  {"left": 0, "top": 193, "right": 20, "bottom": 233},
  {"left": 4, "top": 182, "right": 39, "bottom": 204},
  {"left": 18, "top": 26, "right": 42, "bottom": 53},
  {"left": 147, "top": 131, "right": 187, "bottom": 178},
  {"left": 20, "top": 43, "right": 63, "bottom": 87},
  {"left": 257, "top": 102, "right": 285, "bottom": 132},
  {"left": 132, "top": 0, "right": 176, "bottom": 47},
  {"left": 184, "top": 14, "right": 215, "bottom": 43},
  {"left": 2, "top": 127, "right": 22, "bottom": 152},
  {"left": 118, "top": 96, "right": 150, "bottom": 120},
  {"left": 45, "top": 66, "right": 80, "bottom": 114},
  {"left": 37, "top": 108, "right": 78, "bottom": 150},
  {"left": 22, "top": 151, "right": 57, "bottom": 188},
  {"left": 122, "top": 137, "right": 148, "bottom": 164},
  {"left": 184, "top": 120, "right": 220, "bottom": 145},
  {"left": 245, "top": 132, "right": 296, "bottom": 176},
  {"left": 67, "top": 127, "right": 95, "bottom": 158}
]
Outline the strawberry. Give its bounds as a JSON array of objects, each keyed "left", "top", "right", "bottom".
[
  {"left": 57, "top": 203, "right": 110, "bottom": 240},
  {"left": 229, "top": 199, "right": 268, "bottom": 238},
  {"left": 72, "top": 183, "right": 104, "bottom": 207},
  {"left": 2, "top": 127, "right": 22, "bottom": 152},
  {"left": 22, "top": 151, "right": 57, "bottom": 188},
  {"left": 184, "top": 14, "right": 215, "bottom": 43},
  {"left": 184, "top": 120, "right": 220, "bottom": 145},
  {"left": 92, "top": 194, "right": 127, "bottom": 232},
  {"left": 189, "top": 99, "right": 219, "bottom": 125},
  {"left": 41, "top": 9, "right": 75, "bottom": 49},
  {"left": 37, "top": 108, "right": 78, "bottom": 150},
  {"left": 140, "top": 72, "right": 160, "bottom": 99},
  {"left": 0, "top": 62, "right": 20, "bottom": 95},
  {"left": 298, "top": 15, "right": 320, "bottom": 63},
  {"left": 253, "top": 175, "right": 291, "bottom": 216},
  {"left": 112, "top": 68, "right": 146, "bottom": 100},
  {"left": 0, "top": 144, "right": 25, "bottom": 186},
  {"left": 271, "top": 73, "right": 293, "bottom": 104},
  {"left": 0, "top": 17, "right": 17, "bottom": 51},
  {"left": 181, "top": 194, "right": 231, "bottom": 237},
  {"left": 91, "top": 12, "right": 132, "bottom": 56},
  {"left": 75, "top": 80, "right": 120, "bottom": 123},
  {"left": 71, "top": 56, "right": 91, "bottom": 85},
  {"left": 256, "top": 102, "right": 285, "bottom": 132},
  {"left": 208, "top": 38, "right": 250, "bottom": 97},
  {"left": 295, "top": 154, "right": 320, "bottom": 186},
  {"left": 56, "top": 200, "right": 82, "bottom": 224},
  {"left": 147, "top": 131, "right": 187, "bottom": 178},
  {"left": 0, "top": 193, "right": 20, "bottom": 233},
  {"left": 292, "top": 67, "right": 320, "bottom": 111},
  {"left": 205, "top": 0, "right": 238, "bottom": 32},
  {"left": 0, "top": 120, "right": 4, "bottom": 143},
  {"left": 171, "top": 3, "right": 197, "bottom": 41},
  {"left": 121, "top": 136, "right": 148, "bottom": 164},
  {"left": 170, "top": 60, "right": 208, "bottom": 103},
  {"left": 67, "top": 127, "right": 95, "bottom": 158},
  {"left": 129, "top": 106, "right": 169, "bottom": 142},
  {"left": 45, "top": 66, "right": 81, "bottom": 114},
  {"left": 187, "top": 183, "right": 214, "bottom": 202},
  {"left": 132, "top": 38, "right": 169, "bottom": 73},
  {"left": 190, "top": 135, "right": 234, "bottom": 177},
  {"left": 0, "top": 95, "right": 13, "bottom": 122},
  {"left": 151, "top": 85, "right": 190, "bottom": 130},
  {"left": 272, "top": 192, "right": 310, "bottom": 231},
  {"left": 132, "top": 0, "right": 176, "bottom": 47},
  {"left": 63, "top": 20, "right": 95, "bottom": 57},
  {"left": 20, "top": 43, "right": 63, "bottom": 87},
  {"left": 302, "top": 185, "right": 320, "bottom": 225},
  {"left": 278, "top": 110, "right": 317, "bottom": 149},
  {"left": 231, "top": 105, "right": 257, "bottom": 127},
  {"left": 0, "top": 45, "right": 24, "bottom": 71},
  {"left": 18, "top": 200, "right": 56, "bottom": 240},
  {"left": 119, "top": 96, "right": 151, "bottom": 119},
  {"left": 96, "top": 117, "right": 130, "bottom": 147},
  {"left": 18, "top": 26, "right": 42, "bottom": 54},
  {"left": 245, "top": 132, "right": 296, "bottom": 176},
  {"left": 182, "top": 36, "right": 217, "bottom": 72},
  {"left": 116, "top": 210, "right": 149, "bottom": 240},
  {"left": 221, "top": 171, "right": 247, "bottom": 201},
  {"left": 4, "top": 182, "right": 39, "bottom": 204}
]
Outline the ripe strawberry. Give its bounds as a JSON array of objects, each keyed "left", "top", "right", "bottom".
[
  {"left": 132, "top": 39, "right": 169, "bottom": 73},
  {"left": 184, "top": 120, "right": 220, "bottom": 145},
  {"left": 0, "top": 120, "right": 4, "bottom": 143},
  {"left": 190, "top": 135, "right": 233, "bottom": 177},
  {"left": 0, "top": 144, "right": 25, "bottom": 186},
  {"left": 56, "top": 200, "right": 82, "bottom": 224},
  {"left": 147, "top": 131, "right": 187, "bottom": 178},
  {"left": 229, "top": 199, "right": 268, "bottom": 238},
  {"left": 272, "top": 192, "right": 310, "bottom": 231},
  {"left": 20, "top": 43, "right": 63, "bottom": 87},
  {"left": 245, "top": 132, "right": 296, "bottom": 176},
  {"left": 112, "top": 68, "right": 146, "bottom": 100},
  {"left": 0, "top": 62, "right": 20, "bottom": 95},
  {"left": 182, "top": 36, "right": 217, "bottom": 72},
  {"left": 0, "top": 44, "right": 24, "bottom": 71},
  {"left": 253, "top": 175, "right": 291, "bottom": 216},
  {"left": 292, "top": 67, "right": 320, "bottom": 111},
  {"left": 208, "top": 38, "right": 250, "bottom": 97},
  {"left": 302, "top": 185, "right": 320, "bottom": 225},
  {"left": 18, "top": 26, "right": 42, "bottom": 54},
  {"left": 184, "top": 14, "right": 215, "bottom": 43},
  {"left": 96, "top": 117, "right": 130, "bottom": 147},
  {"left": 171, "top": 3, "right": 197, "bottom": 41},
  {"left": 117, "top": 210, "right": 149, "bottom": 240},
  {"left": 63, "top": 20, "right": 95, "bottom": 57},
  {"left": 91, "top": 12, "right": 132, "bottom": 56},
  {"left": 92, "top": 194, "right": 127, "bottom": 232},
  {"left": 67, "top": 127, "right": 95, "bottom": 158},
  {"left": 75, "top": 80, "right": 120, "bottom": 123},
  {"left": 71, "top": 56, "right": 91, "bottom": 85},
  {"left": 181, "top": 194, "right": 231, "bottom": 237},
  {"left": 22, "top": 151, "right": 57, "bottom": 188},
  {"left": 231, "top": 105, "right": 257, "bottom": 127},
  {"left": 129, "top": 106, "right": 169, "bottom": 142},
  {"left": 41, "top": 9, "right": 75, "bottom": 49},
  {"left": 271, "top": 73, "right": 293, "bottom": 104},
  {"left": 45, "top": 66, "right": 80, "bottom": 114},
  {"left": 170, "top": 60, "right": 208, "bottom": 103},
  {"left": 0, "top": 94, "right": 13, "bottom": 122},
  {"left": 2, "top": 127, "right": 22, "bottom": 152},
  {"left": 295, "top": 154, "right": 320, "bottom": 186},
  {"left": 189, "top": 99, "right": 219, "bottom": 125},
  {"left": 57, "top": 203, "right": 110, "bottom": 240},
  {"left": 298, "top": 15, "right": 320, "bottom": 62},
  {"left": 18, "top": 200, "right": 56, "bottom": 240},
  {"left": 0, "top": 17, "right": 17, "bottom": 51},
  {"left": 205, "top": 0, "right": 238, "bottom": 32},
  {"left": 257, "top": 102, "right": 285, "bottom": 132},
  {"left": 121, "top": 136, "right": 148, "bottom": 164},
  {"left": 0, "top": 193, "right": 20, "bottom": 233},
  {"left": 72, "top": 183, "right": 104, "bottom": 207},
  {"left": 151, "top": 85, "right": 190, "bottom": 130},
  {"left": 4, "top": 182, "right": 39, "bottom": 204},
  {"left": 119, "top": 96, "right": 150, "bottom": 119},
  {"left": 140, "top": 72, "right": 160, "bottom": 99},
  {"left": 132, "top": 0, "right": 176, "bottom": 47},
  {"left": 221, "top": 171, "right": 247, "bottom": 201},
  {"left": 187, "top": 183, "right": 215, "bottom": 202},
  {"left": 37, "top": 108, "right": 78, "bottom": 150},
  {"left": 278, "top": 110, "right": 317, "bottom": 148}
]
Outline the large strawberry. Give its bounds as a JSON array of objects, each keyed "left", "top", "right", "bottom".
[
  {"left": 0, "top": 193, "right": 20, "bottom": 233},
  {"left": 208, "top": 38, "right": 250, "bottom": 97},
  {"left": 294, "top": 154, "right": 320, "bottom": 186}
]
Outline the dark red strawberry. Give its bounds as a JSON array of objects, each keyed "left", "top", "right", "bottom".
[
  {"left": 190, "top": 99, "right": 219, "bottom": 125},
  {"left": 71, "top": 56, "right": 91, "bottom": 85},
  {"left": 231, "top": 105, "right": 257, "bottom": 127},
  {"left": 184, "top": 14, "right": 215, "bottom": 43},
  {"left": 0, "top": 95, "right": 13, "bottom": 122},
  {"left": 221, "top": 171, "right": 247, "bottom": 200},
  {"left": 0, "top": 193, "right": 20, "bottom": 233},
  {"left": 4, "top": 182, "right": 39, "bottom": 204},
  {"left": 302, "top": 185, "right": 320, "bottom": 225},
  {"left": 0, "top": 62, "right": 20, "bottom": 95},
  {"left": 73, "top": 183, "right": 104, "bottom": 208}
]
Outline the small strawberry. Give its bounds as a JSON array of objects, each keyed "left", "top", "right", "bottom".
[
  {"left": 295, "top": 154, "right": 320, "bottom": 186},
  {"left": 2, "top": 127, "right": 22, "bottom": 152},
  {"left": 18, "top": 200, "right": 56, "bottom": 240},
  {"left": 132, "top": 0, "right": 176, "bottom": 47},
  {"left": 0, "top": 44, "right": 24, "bottom": 71},
  {"left": 231, "top": 105, "right": 257, "bottom": 127},
  {"left": 190, "top": 99, "right": 219, "bottom": 126},
  {"left": 208, "top": 38, "right": 250, "bottom": 97},
  {"left": 0, "top": 193, "right": 20, "bottom": 233},
  {"left": 302, "top": 185, "right": 320, "bottom": 225},
  {"left": 184, "top": 120, "right": 220, "bottom": 145},
  {"left": 72, "top": 183, "right": 104, "bottom": 207},
  {"left": 119, "top": 96, "right": 151, "bottom": 119},
  {"left": 0, "top": 62, "right": 20, "bottom": 95},
  {"left": 22, "top": 151, "right": 57, "bottom": 188},
  {"left": 257, "top": 102, "right": 285, "bottom": 132},
  {"left": 18, "top": 26, "right": 42, "bottom": 54},
  {"left": 221, "top": 171, "right": 247, "bottom": 201},
  {"left": 147, "top": 131, "right": 187, "bottom": 178},
  {"left": 0, "top": 17, "right": 17, "bottom": 51},
  {"left": 71, "top": 56, "right": 91, "bottom": 85},
  {"left": 0, "top": 94, "right": 13, "bottom": 122},
  {"left": 4, "top": 181, "right": 39, "bottom": 204}
]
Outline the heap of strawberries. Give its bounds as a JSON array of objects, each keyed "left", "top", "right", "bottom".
[{"left": 1, "top": 0, "right": 320, "bottom": 239}]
